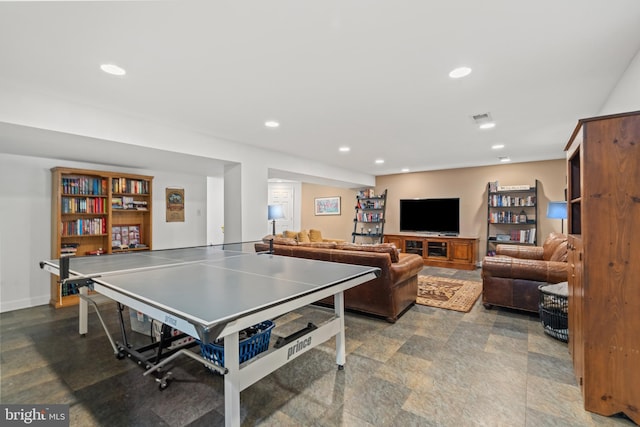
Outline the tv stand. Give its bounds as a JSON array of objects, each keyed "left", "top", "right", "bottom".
[{"left": 384, "top": 234, "right": 478, "bottom": 270}]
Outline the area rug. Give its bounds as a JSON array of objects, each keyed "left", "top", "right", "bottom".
[{"left": 417, "top": 275, "right": 482, "bottom": 312}]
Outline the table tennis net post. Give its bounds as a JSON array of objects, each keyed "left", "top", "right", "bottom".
[{"left": 60, "top": 255, "right": 70, "bottom": 282}]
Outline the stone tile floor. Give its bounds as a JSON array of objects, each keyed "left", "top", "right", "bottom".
[{"left": 1, "top": 266, "right": 637, "bottom": 426}]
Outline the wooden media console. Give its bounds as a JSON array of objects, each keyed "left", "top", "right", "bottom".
[{"left": 384, "top": 234, "right": 478, "bottom": 270}]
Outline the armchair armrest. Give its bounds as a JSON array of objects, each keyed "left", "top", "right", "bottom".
[
  {"left": 482, "top": 256, "right": 567, "bottom": 283},
  {"left": 496, "top": 244, "right": 544, "bottom": 260}
]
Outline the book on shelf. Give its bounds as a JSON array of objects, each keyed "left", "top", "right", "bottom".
[
  {"left": 60, "top": 248, "right": 77, "bottom": 257},
  {"left": 111, "top": 226, "right": 122, "bottom": 248},
  {"left": 112, "top": 178, "right": 149, "bottom": 195},
  {"left": 357, "top": 188, "right": 375, "bottom": 198},
  {"left": 133, "top": 200, "right": 148, "bottom": 210},
  {"left": 489, "top": 194, "right": 536, "bottom": 207},
  {"left": 113, "top": 225, "right": 141, "bottom": 248},
  {"left": 128, "top": 225, "right": 140, "bottom": 246},
  {"left": 62, "top": 196, "right": 106, "bottom": 214},
  {"left": 85, "top": 249, "right": 105, "bottom": 256},
  {"left": 62, "top": 177, "right": 107, "bottom": 195},
  {"left": 496, "top": 184, "right": 531, "bottom": 191},
  {"left": 120, "top": 226, "right": 129, "bottom": 246},
  {"left": 62, "top": 218, "right": 106, "bottom": 236}
]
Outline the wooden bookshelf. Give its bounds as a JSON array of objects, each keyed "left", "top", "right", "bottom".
[
  {"left": 50, "top": 167, "right": 153, "bottom": 307},
  {"left": 485, "top": 180, "right": 538, "bottom": 256}
]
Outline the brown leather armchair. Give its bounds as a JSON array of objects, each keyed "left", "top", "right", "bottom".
[{"left": 482, "top": 232, "right": 568, "bottom": 312}]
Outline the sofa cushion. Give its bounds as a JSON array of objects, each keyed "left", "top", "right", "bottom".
[
  {"left": 298, "top": 241, "right": 336, "bottom": 249},
  {"left": 309, "top": 229, "right": 324, "bottom": 242},
  {"left": 298, "top": 229, "right": 311, "bottom": 243},
  {"left": 272, "top": 237, "right": 298, "bottom": 246},
  {"left": 336, "top": 242, "right": 400, "bottom": 263},
  {"left": 283, "top": 230, "right": 298, "bottom": 240},
  {"left": 262, "top": 234, "right": 298, "bottom": 245}
]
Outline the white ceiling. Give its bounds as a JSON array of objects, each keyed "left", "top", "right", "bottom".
[{"left": 1, "top": 1, "right": 639, "bottom": 176}]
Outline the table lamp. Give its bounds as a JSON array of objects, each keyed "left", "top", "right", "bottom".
[
  {"left": 268, "top": 204, "right": 284, "bottom": 235},
  {"left": 546, "top": 201, "right": 567, "bottom": 234}
]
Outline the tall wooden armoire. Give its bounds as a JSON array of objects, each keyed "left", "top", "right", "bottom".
[{"left": 565, "top": 111, "right": 640, "bottom": 424}]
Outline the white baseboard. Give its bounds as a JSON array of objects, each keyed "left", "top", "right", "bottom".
[{"left": 1, "top": 294, "right": 50, "bottom": 313}]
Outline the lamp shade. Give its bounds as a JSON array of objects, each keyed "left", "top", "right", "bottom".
[
  {"left": 268, "top": 204, "right": 285, "bottom": 220},
  {"left": 546, "top": 201, "right": 567, "bottom": 219}
]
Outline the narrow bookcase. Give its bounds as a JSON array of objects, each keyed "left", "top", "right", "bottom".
[
  {"left": 50, "top": 167, "right": 153, "bottom": 307},
  {"left": 352, "top": 188, "right": 387, "bottom": 244},
  {"left": 485, "top": 180, "right": 538, "bottom": 256}
]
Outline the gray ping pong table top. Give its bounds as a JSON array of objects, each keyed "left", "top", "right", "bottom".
[{"left": 45, "top": 245, "right": 379, "bottom": 336}]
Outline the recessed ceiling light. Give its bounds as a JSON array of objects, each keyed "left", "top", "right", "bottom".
[
  {"left": 480, "top": 122, "right": 496, "bottom": 129},
  {"left": 401, "top": 168, "right": 410, "bottom": 173},
  {"left": 375, "top": 159, "right": 385, "bottom": 164},
  {"left": 499, "top": 157, "right": 511, "bottom": 162},
  {"left": 491, "top": 144, "right": 505, "bottom": 150},
  {"left": 100, "top": 63, "right": 126, "bottom": 76},
  {"left": 264, "top": 121, "right": 280, "bottom": 128},
  {"left": 449, "top": 66, "right": 472, "bottom": 79},
  {"left": 339, "top": 146, "right": 350, "bottom": 152}
]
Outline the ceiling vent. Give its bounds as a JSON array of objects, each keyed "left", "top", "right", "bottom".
[{"left": 471, "top": 112, "right": 493, "bottom": 124}]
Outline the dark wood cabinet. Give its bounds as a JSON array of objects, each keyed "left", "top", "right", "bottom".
[
  {"left": 384, "top": 234, "right": 478, "bottom": 270},
  {"left": 565, "top": 111, "right": 640, "bottom": 424}
]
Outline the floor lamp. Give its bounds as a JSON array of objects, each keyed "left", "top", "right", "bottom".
[
  {"left": 268, "top": 204, "right": 284, "bottom": 235},
  {"left": 546, "top": 201, "right": 567, "bottom": 234}
]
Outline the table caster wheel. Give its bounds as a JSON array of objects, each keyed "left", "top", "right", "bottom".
[{"left": 337, "top": 365, "right": 344, "bottom": 370}]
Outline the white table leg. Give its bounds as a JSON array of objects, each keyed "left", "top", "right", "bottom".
[
  {"left": 334, "top": 291, "right": 346, "bottom": 366},
  {"left": 79, "top": 286, "right": 88, "bottom": 335},
  {"left": 224, "top": 331, "right": 241, "bottom": 427}
]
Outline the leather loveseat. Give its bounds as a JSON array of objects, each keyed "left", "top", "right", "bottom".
[
  {"left": 255, "top": 238, "right": 424, "bottom": 322},
  {"left": 481, "top": 232, "right": 568, "bottom": 313}
]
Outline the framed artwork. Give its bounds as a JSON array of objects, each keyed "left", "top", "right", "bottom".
[
  {"left": 166, "top": 188, "right": 185, "bottom": 222},
  {"left": 314, "top": 196, "right": 341, "bottom": 216}
]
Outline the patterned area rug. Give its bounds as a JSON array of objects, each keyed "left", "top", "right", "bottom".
[{"left": 417, "top": 275, "right": 482, "bottom": 312}]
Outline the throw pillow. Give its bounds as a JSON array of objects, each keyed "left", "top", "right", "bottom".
[
  {"left": 309, "top": 229, "right": 324, "bottom": 242},
  {"left": 283, "top": 230, "right": 298, "bottom": 240},
  {"left": 298, "top": 229, "right": 311, "bottom": 243}
]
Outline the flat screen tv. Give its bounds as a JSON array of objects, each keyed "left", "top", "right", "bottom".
[{"left": 399, "top": 198, "right": 460, "bottom": 235}]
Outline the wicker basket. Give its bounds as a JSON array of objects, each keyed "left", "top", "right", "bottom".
[{"left": 538, "top": 282, "right": 568, "bottom": 343}]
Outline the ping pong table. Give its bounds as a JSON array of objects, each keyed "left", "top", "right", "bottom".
[{"left": 40, "top": 243, "right": 379, "bottom": 426}]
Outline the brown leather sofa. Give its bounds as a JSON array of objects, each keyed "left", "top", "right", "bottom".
[
  {"left": 481, "top": 232, "right": 568, "bottom": 313},
  {"left": 254, "top": 239, "right": 424, "bottom": 322}
]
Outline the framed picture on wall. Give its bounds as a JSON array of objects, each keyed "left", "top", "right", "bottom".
[
  {"left": 314, "top": 196, "right": 341, "bottom": 216},
  {"left": 166, "top": 188, "right": 185, "bottom": 222}
]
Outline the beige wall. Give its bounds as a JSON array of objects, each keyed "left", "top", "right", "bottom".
[
  {"left": 301, "top": 159, "right": 567, "bottom": 258},
  {"left": 300, "top": 183, "right": 359, "bottom": 241},
  {"left": 377, "top": 159, "right": 566, "bottom": 258}
]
